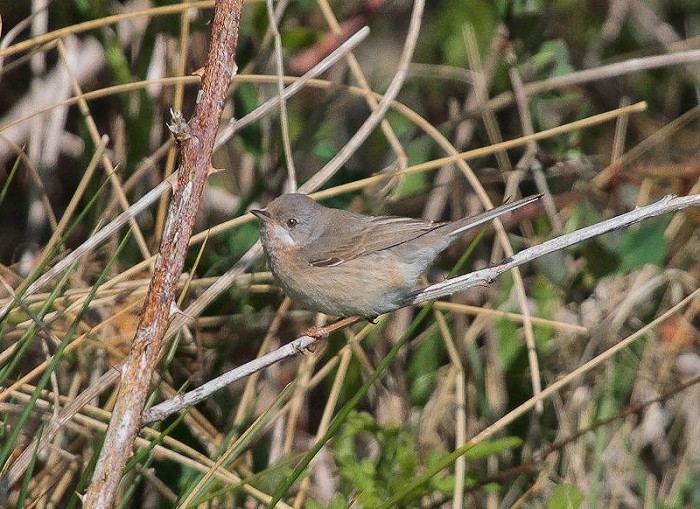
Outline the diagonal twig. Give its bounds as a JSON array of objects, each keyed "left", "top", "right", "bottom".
[
  {"left": 0, "top": 27, "right": 371, "bottom": 324},
  {"left": 81, "top": 1, "right": 245, "bottom": 506},
  {"left": 143, "top": 193, "right": 700, "bottom": 423}
]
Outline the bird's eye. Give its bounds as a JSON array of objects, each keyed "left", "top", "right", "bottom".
[{"left": 286, "top": 217, "right": 298, "bottom": 228}]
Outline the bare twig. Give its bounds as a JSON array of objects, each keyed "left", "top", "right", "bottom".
[
  {"left": 143, "top": 194, "right": 700, "bottom": 423},
  {"left": 81, "top": 1, "right": 245, "bottom": 506},
  {"left": 315, "top": 0, "right": 407, "bottom": 170},
  {"left": 265, "top": 0, "right": 296, "bottom": 191},
  {"left": 0, "top": 28, "right": 370, "bottom": 324},
  {"left": 213, "top": 27, "right": 370, "bottom": 150},
  {"left": 411, "top": 195, "right": 700, "bottom": 303},
  {"left": 299, "top": 0, "right": 424, "bottom": 193},
  {"left": 144, "top": 317, "right": 360, "bottom": 423},
  {"left": 472, "top": 49, "right": 700, "bottom": 116}
]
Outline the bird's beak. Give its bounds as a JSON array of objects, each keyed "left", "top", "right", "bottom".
[{"left": 250, "top": 208, "right": 273, "bottom": 223}]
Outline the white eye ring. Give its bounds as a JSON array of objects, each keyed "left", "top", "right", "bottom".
[{"left": 286, "top": 217, "right": 298, "bottom": 228}]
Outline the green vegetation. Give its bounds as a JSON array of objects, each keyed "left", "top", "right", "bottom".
[{"left": 1, "top": 1, "right": 699, "bottom": 506}]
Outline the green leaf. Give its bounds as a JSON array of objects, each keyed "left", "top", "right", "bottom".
[
  {"left": 407, "top": 326, "right": 444, "bottom": 405},
  {"left": 548, "top": 484, "right": 585, "bottom": 509},
  {"left": 314, "top": 139, "right": 337, "bottom": 161},
  {"left": 462, "top": 436, "right": 523, "bottom": 460},
  {"left": 281, "top": 27, "right": 319, "bottom": 51},
  {"left": 618, "top": 219, "right": 669, "bottom": 272},
  {"left": 531, "top": 40, "right": 574, "bottom": 78},
  {"left": 307, "top": 494, "right": 349, "bottom": 509}
]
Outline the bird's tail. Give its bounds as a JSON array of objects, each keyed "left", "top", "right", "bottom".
[{"left": 446, "top": 194, "right": 543, "bottom": 238}]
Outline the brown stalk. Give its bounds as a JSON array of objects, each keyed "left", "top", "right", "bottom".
[{"left": 81, "top": 1, "right": 244, "bottom": 506}]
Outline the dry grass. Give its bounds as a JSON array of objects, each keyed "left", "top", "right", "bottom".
[{"left": 1, "top": 0, "right": 699, "bottom": 507}]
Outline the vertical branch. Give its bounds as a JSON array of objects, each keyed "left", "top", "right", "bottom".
[{"left": 81, "top": 1, "right": 244, "bottom": 507}]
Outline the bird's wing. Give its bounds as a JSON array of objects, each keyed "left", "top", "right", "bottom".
[{"left": 304, "top": 215, "right": 441, "bottom": 267}]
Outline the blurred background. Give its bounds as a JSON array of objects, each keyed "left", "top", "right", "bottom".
[{"left": 1, "top": 1, "right": 699, "bottom": 507}]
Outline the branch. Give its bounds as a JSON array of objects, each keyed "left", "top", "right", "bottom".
[
  {"left": 472, "top": 48, "right": 700, "bottom": 115},
  {"left": 298, "top": 0, "right": 424, "bottom": 192},
  {"left": 143, "top": 193, "right": 700, "bottom": 424},
  {"left": 0, "top": 28, "right": 374, "bottom": 491},
  {"left": 81, "top": 1, "right": 244, "bottom": 506},
  {"left": 144, "top": 316, "right": 360, "bottom": 423},
  {"left": 409, "top": 194, "right": 700, "bottom": 303},
  {"left": 0, "top": 27, "right": 370, "bottom": 324},
  {"left": 145, "top": 0, "right": 430, "bottom": 420}
]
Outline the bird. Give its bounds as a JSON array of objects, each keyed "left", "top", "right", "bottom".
[{"left": 251, "top": 193, "right": 541, "bottom": 318}]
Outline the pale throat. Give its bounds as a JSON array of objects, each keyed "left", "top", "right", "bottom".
[{"left": 269, "top": 225, "right": 296, "bottom": 247}]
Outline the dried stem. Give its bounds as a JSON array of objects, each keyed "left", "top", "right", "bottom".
[
  {"left": 143, "top": 193, "right": 700, "bottom": 423},
  {"left": 0, "top": 45, "right": 388, "bottom": 470},
  {"left": 81, "top": 1, "right": 244, "bottom": 506},
  {"left": 0, "top": 27, "right": 370, "bottom": 324},
  {"left": 411, "top": 195, "right": 700, "bottom": 303},
  {"left": 474, "top": 48, "right": 700, "bottom": 115}
]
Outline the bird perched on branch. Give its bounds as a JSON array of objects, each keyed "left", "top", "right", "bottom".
[{"left": 252, "top": 193, "right": 541, "bottom": 318}]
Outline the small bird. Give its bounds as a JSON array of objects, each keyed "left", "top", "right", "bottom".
[{"left": 251, "top": 193, "right": 541, "bottom": 318}]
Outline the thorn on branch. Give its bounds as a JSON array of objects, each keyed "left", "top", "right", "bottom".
[
  {"left": 165, "top": 172, "right": 180, "bottom": 193},
  {"left": 208, "top": 164, "right": 224, "bottom": 177},
  {"left": 292, "top": 339, "right": 316, "bottom": 355},
  {"left": 229, "top": 62, "right": 238, "bottom": 79},
  {"left": 167, "top": 109, "right": 190, "bottom": 143}
]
